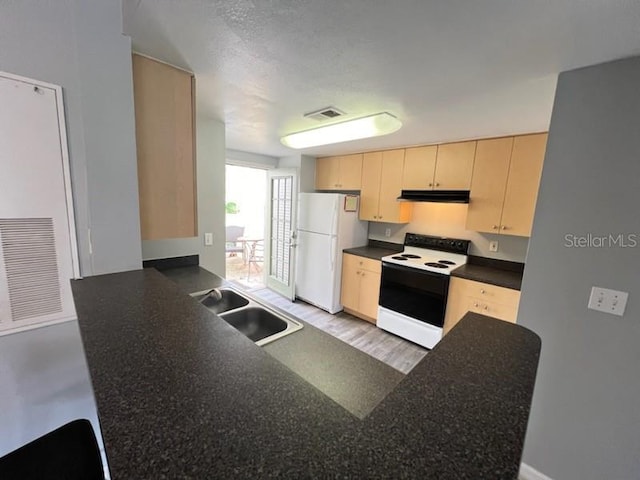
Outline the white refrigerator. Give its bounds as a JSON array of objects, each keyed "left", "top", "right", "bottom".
[{"left": 295, "top": 193, "right": 368, "bottom": 314}]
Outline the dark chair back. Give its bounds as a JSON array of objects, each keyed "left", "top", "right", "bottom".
[
  {"left": 0, "top": 419, "right": 104, "bottom": 479},
  {"left": 225, "top": 225, "right": 245, "bottom": 243}
]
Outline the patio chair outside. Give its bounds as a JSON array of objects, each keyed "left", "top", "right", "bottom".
[
  {"left": 246, "top": 240, "right": 264, "bottom": 280},
  {"left": 226, "top": 225, "right": 245, "bottom": 258}
]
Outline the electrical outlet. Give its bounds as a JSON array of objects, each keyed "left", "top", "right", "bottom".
[
  {"left": 385, "top": 228, "right": 391, "bottom": 238},
  {"left": 204, "top": 233, "right": 213, "bottom": 246},
  {"left": 588, "top": 286, "right": 628, "bottom": 316},
  {"left": 489, "top": 240, "right": 499, "bottom": 252}
]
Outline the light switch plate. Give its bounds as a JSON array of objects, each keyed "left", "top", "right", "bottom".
[
  {"left": 588, "top": 286, "right": 628, "bottom": 316},
  {"left": 204, "top": 233, "right": 213, "bottom": 246}
]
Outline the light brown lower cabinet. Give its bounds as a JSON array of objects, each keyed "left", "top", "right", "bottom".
[
  {"left": 443, "top": 277, "right": 520, "bottom": 334},
  {"left": 341, "top": 253, "right": 381, "bottom": 323}
]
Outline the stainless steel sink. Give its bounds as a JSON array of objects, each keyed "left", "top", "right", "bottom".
[
  {"left": 192, "top": 289, "right": 249, "bottom": 314},
  {"left": 190, "top": 287, "right": 303, "bottom": 346}
]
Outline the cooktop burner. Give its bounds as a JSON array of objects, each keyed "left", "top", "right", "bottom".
[
  {"left": 380, "top": 233, "right": 469, "bottom": 275},
  {"left": 438, "top": 260, "right": 456, "bottom": 265},
  {"left": 425, "top": 262, "right": 449, "bottom": 268}
]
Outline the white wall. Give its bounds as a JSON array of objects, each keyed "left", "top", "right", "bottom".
[
  {"left": 0, "top": 0, "right": 142, "bottom": 276},
  {"left": 369, "top": 204, "right": 530, "bottom": 261},
  {"left": 519, "top": 56, "right": 640, "bottom": 480}
]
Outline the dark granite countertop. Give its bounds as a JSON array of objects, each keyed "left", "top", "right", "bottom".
[
  {"left": 160, "top": 265, "right": 225, "bottom": 293},
  {"left": 72, "top": 268, "right": 541, "bottom": 479},
  {"left": 452, "top": 256, "right": 525, "bottom": 290},
  {"left": 343, "top": 239, "right": 403, "bottom": 260},
  {"left": 263, "top": 319, "right": 404, "bottom": 419}
]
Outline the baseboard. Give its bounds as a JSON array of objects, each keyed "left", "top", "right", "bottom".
[{"left": 519, "top": 463, "right": 554, "bottom": 480}]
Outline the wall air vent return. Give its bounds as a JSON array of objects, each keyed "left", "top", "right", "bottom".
[
  {"left": 0, "top": 218, "right": 62, "bottom": 322},
  {"left": 304, "top": 107, "right": 345, "bottom": 121}
]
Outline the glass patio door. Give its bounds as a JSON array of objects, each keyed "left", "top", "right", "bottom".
[{"left": 265, "top": 169, "right": 298, "bottom": 300}]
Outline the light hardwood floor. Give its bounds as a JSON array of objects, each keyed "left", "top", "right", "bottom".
[{"left": 248, "top": 287, "right": 428, "bottom": 374}]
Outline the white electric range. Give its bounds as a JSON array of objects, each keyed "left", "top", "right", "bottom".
[{"left": 377, "top": 233, "right": 470, "bottom": 349}]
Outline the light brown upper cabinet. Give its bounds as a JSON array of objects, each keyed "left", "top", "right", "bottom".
[
  {"left": 133, "top": 54, "right": 197, "bottom": 241},
  {"left": 402, "top": 141, "right": 476, "bottom": 190},
  {"left": 466, "top": 133, "right": 547, "bottom": 237},
  {"left": 360, "top": 149, "right": 412, "bottom": 223},
  {"left": 315, "top": 153, "right": 363, "bottom": 190},
  {"left": 500, "top": 134, "right": 548, "bottom": 236}
]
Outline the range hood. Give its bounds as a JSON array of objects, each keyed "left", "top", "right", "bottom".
[{"left": 397, "top": 190, "right": 470, "bottom": 203}]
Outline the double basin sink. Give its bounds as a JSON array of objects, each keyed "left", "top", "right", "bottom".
[{"left": 191, "top": 288, "right": 303, "bottom": 346}]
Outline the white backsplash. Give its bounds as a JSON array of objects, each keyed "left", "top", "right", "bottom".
[{"left": 368, "top": 203, "right": 529, "bottom": 262}]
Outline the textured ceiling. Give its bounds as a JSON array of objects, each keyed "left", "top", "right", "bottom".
[{"left": 123, "top": 0, "right": 640, "bottom": 157}]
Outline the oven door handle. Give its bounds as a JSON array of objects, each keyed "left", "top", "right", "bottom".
[{"left": 381, "top": 261, "right": 445, "bottom": 277}]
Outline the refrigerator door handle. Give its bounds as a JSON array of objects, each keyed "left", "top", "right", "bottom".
[
  {"left": 330, "top": 200, "right": 338, "bottom": 236},
  {"left": 329, "top": 235, "right": 335, "bottom": 272}
]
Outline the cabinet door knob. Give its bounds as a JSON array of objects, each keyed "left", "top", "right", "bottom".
[
  {"left": 484, "top": 305, "right": 489, "bottom": 310},
  {"left": 492, "top": 225, "right": 499, "bottom": 230},
  {"left": 379, "top": 216, "right": 383, "bottom": 219},
  {"left": 501, "top": 225, "right": 507, "bottom": 230},
  {"left": 435, "top": 182, "right": 440, "bottom": 187},
  {"left": 474, "top": 303, "right": 479, "bottom": 308},
  {"left": 480, "top": 289, "right": 486, "bottom": 294},
  {"left": 428, "top": 183, "right": 433, "bottom": 187},
  {"left": 361, "top": 273, "right": 365, "bottom": 277}
]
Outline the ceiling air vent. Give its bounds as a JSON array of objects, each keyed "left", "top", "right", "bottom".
[{"left": 304, "top": 107, "right": 345, "bottom": 121}]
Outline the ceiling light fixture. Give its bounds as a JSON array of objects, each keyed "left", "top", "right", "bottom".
[{"left": 280, "top": 112, "right": 402, "bottom": 149}]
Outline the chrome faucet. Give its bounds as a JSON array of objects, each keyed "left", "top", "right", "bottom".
[{"left": 199, "top": 288, "right": 223, "bottom": 304}]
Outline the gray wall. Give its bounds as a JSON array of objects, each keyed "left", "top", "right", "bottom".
[
  {"left": 519, "top": 56, "right": 640, "bottom": 479},
  {"left": 0, "top": 321, "right": 104, "bottom": 466},
  {"left": 278, "top": 154, "right": 316, "bottom": 193},
  {"left": 197, "top": 117, "right": 226, "bottom": 276},
  {"left": 0, "top": 0, "right": 142, "bottom": 276},
  {"left": 227, "top": 149, "right": 278, "bottom": 169}
]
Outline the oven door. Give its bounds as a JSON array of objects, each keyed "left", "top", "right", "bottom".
[{"left": 378, "top": 263, "right": 449, "bottom": 328}]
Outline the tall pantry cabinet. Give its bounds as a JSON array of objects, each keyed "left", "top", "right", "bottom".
[{"left": 132, "top": 54, "right": 197, "bottom": 241}]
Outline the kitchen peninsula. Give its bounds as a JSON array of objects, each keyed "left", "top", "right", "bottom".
[{"left": 72, "top": 267, "right": 541, "bottom": 479}]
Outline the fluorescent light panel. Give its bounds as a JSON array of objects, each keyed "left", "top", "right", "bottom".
[{"left": 280, "top": 112, "right": 402, "bottom": 149}]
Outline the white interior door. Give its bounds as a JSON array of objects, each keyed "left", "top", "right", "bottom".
[
  {"left": 265, "top": 169, "right": 298, "bottom": 300},
  {"left": 0, "top": 72, "right": 79, "bottom": 334}
]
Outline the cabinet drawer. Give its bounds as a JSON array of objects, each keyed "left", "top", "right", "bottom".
[
  {"left": 468, "top": 297, "right": 519, "bottom": 323},
  {"left": 458, "top": 278, "right": 520, "bottom": 306},
  {"left": 353, "top": 255, "right": 381, "bottom": 274}
]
